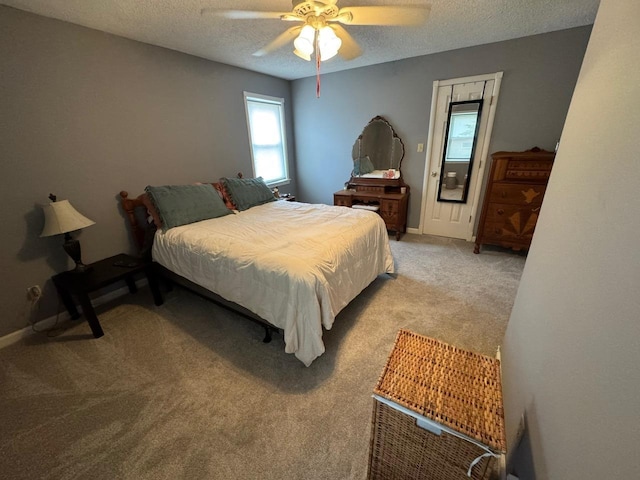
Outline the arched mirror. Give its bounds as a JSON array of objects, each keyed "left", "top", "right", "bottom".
[
  {"left": 437, "top": 100, "right": 483, "bottom": 203},
  {"left": 351, "top": 116, "right": 405, "bottom": 182}
]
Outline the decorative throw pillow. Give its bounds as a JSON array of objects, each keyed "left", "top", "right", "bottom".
[
  {"left": 145, "top": 184, "right": 232, "bottom": 230},
  {"left": 212, "top": 182, "right": 237, "bottom": 210},
  {"left": 220, "top": 177, "right": 276, "bottom": 211},
  {"left": 141, "top": 193, "right": 163, "bottom": 229}
]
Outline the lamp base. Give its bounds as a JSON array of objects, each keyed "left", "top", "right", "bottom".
[{"left": 63, "top": 233, "right": 92, "bottom": 274}]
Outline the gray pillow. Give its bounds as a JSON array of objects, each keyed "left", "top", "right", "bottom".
[
  {"left": 145, "top": 184, "right": 232, "bottom": 230},
  {"left": 221, "top": 177, "right": 276, "bottom": 211}
]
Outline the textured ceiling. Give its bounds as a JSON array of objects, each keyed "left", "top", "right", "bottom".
[{"left": 1, "top": 0, "right": 599, "bottom": 80}]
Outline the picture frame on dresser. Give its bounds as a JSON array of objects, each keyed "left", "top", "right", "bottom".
[{"left": 474, "top": 147, "right": 555, "bottom": 254}]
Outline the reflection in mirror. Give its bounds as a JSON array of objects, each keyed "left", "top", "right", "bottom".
[
  {"left": 352, "top": 116, "right": 404, "bottom": 179},
  {"left": 437, "top": 100, "right": 483, "bottom": 203}
]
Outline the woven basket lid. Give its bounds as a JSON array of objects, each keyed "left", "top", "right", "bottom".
[{"left": 374, "top": 329, "right": 506, "bottom": 452}]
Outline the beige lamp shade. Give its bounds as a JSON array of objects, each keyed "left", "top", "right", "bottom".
[{"left": 40, "top": 200, "right": 95, "bottom": 237}]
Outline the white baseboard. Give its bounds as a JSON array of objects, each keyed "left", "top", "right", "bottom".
[
  {"left": 0, "top": 278, "right": 148, "bottom": 350},
  {"left": 405, "top": 228, "right": 479, "bottom": 243}
]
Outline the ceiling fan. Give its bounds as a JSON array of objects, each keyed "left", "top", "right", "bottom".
[{"left": 202, "top": 1, "right": 430, "bottom": 62}]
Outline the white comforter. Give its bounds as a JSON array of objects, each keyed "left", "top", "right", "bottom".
[{"left": 153, "top": 201, "right": 395, "bottom": 366}]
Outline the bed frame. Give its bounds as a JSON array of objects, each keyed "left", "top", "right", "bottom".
[{"left": 119, "top": 190, "right": 279, "bottom": 343}]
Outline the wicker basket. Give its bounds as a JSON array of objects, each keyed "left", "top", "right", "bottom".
[{"left": 367, "top": 330, "right": 506, "bottom": 480}]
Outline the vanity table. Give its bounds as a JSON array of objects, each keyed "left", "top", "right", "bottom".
[
  {"left": 334, "top": 188, "right": 408, "bottom": 240},
  {"left": 334, "top": 116, "right": 409, "bottom": 240}
]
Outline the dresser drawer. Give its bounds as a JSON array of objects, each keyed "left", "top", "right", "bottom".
[
  {"left": 481, "top": 205, "right": 540, "bottom": 241},
  {"left": 380, "top": 199, "right": 399, "bottom": 224},
  {"left": 489, "top": 184, "right": 546, "bottom": 205},
  {"left": 505, "top": 159, "right": 553, "bottom": 181},
  {"left": 334, "top": 194, "right": 352, "bottom": 207},
  {"left": 380, "top": 199, "right": 399, "bottom": 212},
  {"left": 480, "top": 222, "right": 535, "bottom": 245},
  {"left": 356, "top": 185, "right": 385, "bottom": 193},
  {"left": 485, "top": 202, "right": 542, "bottom": 224}
]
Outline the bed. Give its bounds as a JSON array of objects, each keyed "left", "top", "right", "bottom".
[{"left": 120, "top": 180, "right": 394, "bottom": 366}]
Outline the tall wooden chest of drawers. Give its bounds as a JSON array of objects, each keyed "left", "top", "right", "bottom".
[{"left": 474, "top": 148, "right": 554, "bottom": 254}]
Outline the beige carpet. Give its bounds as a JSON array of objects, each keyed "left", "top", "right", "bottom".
[{"left": 0, "top": 234, "right": 525, "bottom": 479}]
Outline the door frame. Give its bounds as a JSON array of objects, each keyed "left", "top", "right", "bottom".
[{"left": 418, "top": 71, "right": 503, "bottom": 240}]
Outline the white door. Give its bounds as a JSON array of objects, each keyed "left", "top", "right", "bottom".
[{"left": 419, "top": 72, "right": 502, "bottom": 240}]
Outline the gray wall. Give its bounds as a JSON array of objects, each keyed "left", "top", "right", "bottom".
[
  {"left": 0, "top": 6, "right": 295, "bottom": 337},
  {"left": 502, "top": 1, "right": 640, "bottom": 478},
  {"left": 291, "top": 27, "right": 591, "bottom": 229}
]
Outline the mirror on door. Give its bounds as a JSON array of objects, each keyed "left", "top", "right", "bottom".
[{"left": 437, "top": 100, "right": 483, "bottom": 203}]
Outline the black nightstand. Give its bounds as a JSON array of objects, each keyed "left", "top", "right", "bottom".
[{"left": 52, "top": 253, "right": 163, "bottom": 338}]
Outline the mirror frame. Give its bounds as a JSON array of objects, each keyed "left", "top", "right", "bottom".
[
  {"left": 350, "top": 115, "right": 405, "bottom": 186},
  {"left": 437, "top": 99, "right": 484, "bottom": 204}
]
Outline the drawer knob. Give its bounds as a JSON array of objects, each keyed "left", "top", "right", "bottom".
[
  {"left": 497, "top": 208, "right": 504, "bottom": 215},
  {"left": 501, "top": 191, "right": 507, "bottom": 198},
  {"left": 494, "top": 228, "right": 501, "bottom": 234}
]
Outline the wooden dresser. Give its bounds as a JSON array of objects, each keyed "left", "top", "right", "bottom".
[
  {"left": 474, "top": 148, "right": 554, "bottom": 254},
  {"left": 334, "top": 183, "right": 409, "bottom": 240}
]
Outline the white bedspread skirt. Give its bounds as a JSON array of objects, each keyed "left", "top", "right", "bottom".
[{"left": 153, "top": 201, "right": 394, "bottom": 366}]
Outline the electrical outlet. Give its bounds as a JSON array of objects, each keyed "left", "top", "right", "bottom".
[
  {"left": 27, "top": 285, "right": 42, "bottom": 302},
  {"left": 417, "top": 143, "right": 424, "bottom": 152}
]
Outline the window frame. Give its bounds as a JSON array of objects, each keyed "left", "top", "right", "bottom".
[{"left": 243, "top": 92, "right": 290, "bottom": 187}]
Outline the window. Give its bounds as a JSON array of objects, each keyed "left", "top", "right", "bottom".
[
  {"left": 445, "top": 109, "right": 479, "bottom": 162},
  {"left": 243, "top": 92, "right": 289, "bottom": 186}
]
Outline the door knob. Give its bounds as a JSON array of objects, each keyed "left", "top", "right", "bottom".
[{"left": 431, "top": 171, "right": 438, "bottom": 177}]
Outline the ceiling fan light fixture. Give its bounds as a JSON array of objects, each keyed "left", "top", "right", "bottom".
[
  {"left": 319, "top": 45, "right": 339, "bottom": 61},
  {"left": 294, "top": 25, "right": 316, "bottom": 56},
  {"left": 318, "top": 26, "right": 341, "bottom": 61},
  {"left": 293, "top": 48, "right": 311, "bottom": 61}
]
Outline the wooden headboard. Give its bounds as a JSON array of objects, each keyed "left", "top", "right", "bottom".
[
  {"left": 120, "top": 191, "right": 149, "bottom": 253},
  {"left": 120, "top": 173, "right": 246, "bottom": 253}
]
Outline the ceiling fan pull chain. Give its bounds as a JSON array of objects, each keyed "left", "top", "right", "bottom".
[{"left": 316, "top": 33, "right": 322, "bottom": 98}]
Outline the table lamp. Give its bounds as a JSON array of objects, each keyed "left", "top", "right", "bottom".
[{"left": 40, "top": 194, "right": 95, "bottom": 273}]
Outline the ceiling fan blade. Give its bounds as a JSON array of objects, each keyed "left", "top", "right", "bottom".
[
  {"left": 335, "top": 6, "right": 430, "bottom": 26},
  {"left": 200, "top": 8, "right": 290, "bottom": 20},
  {"left": 253, "top": 26, "right": 303, "bottom": 57},
  {"left": 331, "top": 25, "right": 362, "bottom": 61},
  {"left": 290, "top": 0, "right": 337, "bottom": 5}
]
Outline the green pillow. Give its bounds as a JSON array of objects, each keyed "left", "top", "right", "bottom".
[
  {"left": 353, "top": 156, "right": 375, "bottom": 176},
  {"left": 221, "top": 177, "right": 276, "bottom": 211},
  {"left": 145, "top": 184, "right": 231, "bottom": 230}
]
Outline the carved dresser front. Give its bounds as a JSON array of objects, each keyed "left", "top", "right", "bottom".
[{"left": 474, "top": 148, "right": 555, "bottom": 254}]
